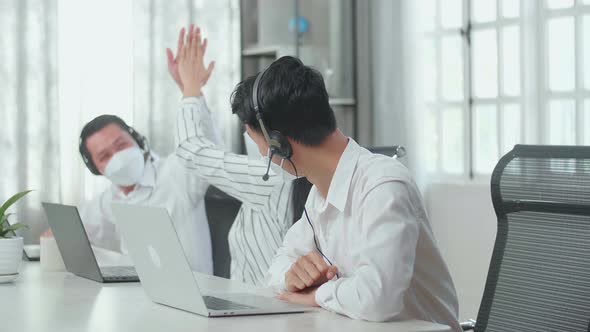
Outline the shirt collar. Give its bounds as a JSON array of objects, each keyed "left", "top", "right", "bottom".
[
  {"left": 323, "top": 138, "right": 362, "bottom": 212},
  {"left": 111, "top": 152, "right": 160, "bottom": 196},
  {"left": 138, "top": 153, "right": 159, "bottom": 187}
]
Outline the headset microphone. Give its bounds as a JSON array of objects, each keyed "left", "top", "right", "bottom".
[{"left": 262, "top": 150, "right": 275, "bottom": 181}]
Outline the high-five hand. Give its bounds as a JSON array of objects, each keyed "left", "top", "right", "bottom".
[
  {"left": 166, "top": 25, "right": 188, "bottom": 91},
  {"left": 174, "top": 25, "right": 215, "bottom": 97}
]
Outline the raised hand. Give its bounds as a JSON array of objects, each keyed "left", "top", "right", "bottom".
[
  {"left": 177, "top": 25, "right": 215, "bottom": 97},
  {"left": 166, "top": 25, "right": 189, "bottom": 91}
]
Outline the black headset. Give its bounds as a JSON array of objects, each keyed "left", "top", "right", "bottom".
[
  {"left": 251, "top": 65, "right": 293, "bottom": 181},
  {"left": 79, "top": 124, "right": 149, "bottom": 175}
]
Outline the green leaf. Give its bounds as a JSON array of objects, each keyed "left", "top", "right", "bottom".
[
  {"left": 0, "top": 190, "right": 33, "bottom": 238},
  {"left": 0, "top": 190, "right": 33, "bottom": 220},
  {"left": 0, "top": 213, "right": 13, "bottom": 228},
  {"left": 0, "top": 223, "right": 28, "bottom": 238}
]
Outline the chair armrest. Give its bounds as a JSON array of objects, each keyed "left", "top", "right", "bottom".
[{"left": 460, "top": 319, "right": 476, "bottom": 331}]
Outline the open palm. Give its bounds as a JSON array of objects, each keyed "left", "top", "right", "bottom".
[
  {"left": 167, "top": 24, "right": 215, "bottom": 92},
  {"left": 166, "top": 27, "right": 186, "bottom": 90}
]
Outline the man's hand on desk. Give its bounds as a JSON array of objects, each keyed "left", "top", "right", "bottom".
[
  {"left": 176, "top": 24, "right": 215, "bottom": 98},
  {"left": 284, "top": 252, "right": 338, "bottom": 292},
  {"left": 277, "top": 286, "right": 320, "bottom": 307}
]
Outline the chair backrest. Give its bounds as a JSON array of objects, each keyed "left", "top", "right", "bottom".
[
  {"left": 476, "top": 145, "right": 590, "bottom": 332},
  {"left": 204, "top": 185, "right": 241, "bottom": 278}
]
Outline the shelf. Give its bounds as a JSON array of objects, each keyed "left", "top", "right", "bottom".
[
  {"left": 329, "top": 98, "right": 356, "bottom": 106},
  {"left": 241, "top": 45, "right": 281, "bottom": 58}
]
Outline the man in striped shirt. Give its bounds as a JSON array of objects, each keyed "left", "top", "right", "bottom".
[{"left": 170, "top": 26, "right": 295, "bottom": 286}]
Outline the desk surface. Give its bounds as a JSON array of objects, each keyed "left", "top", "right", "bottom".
[{"left": 2, "top": 261, "right": 452, "bottom": 332}]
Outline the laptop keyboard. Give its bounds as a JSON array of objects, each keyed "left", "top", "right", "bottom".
[
  {"left": 101, "top": 266, "right": 138, "bottom": 279},
  {"left": 203, "top": 296, "right": 255, "bottom": 310}
]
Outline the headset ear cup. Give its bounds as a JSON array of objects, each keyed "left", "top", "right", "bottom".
[
  {"left": 84, "top": 154, "right": 100, "bottom": 175},
  {"left": 80, "top": 140, "right": 100, "bottom": 175},
  {"left": 87, "top": 157, "right": 97, "bottom": 174},
  {"left": 269, "top": 130, "right": 292, "bottom": 159},
  {"left": 137, "top": 135, "right": 147, "bottom": 151},
  {"left": 85, "top": 152, "right": 100, "bottom": 175},
  {"left": 128, "top": 127, "right": 148, "bottom": 152}
]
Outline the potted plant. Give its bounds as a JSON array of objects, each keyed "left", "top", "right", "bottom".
[{"left": 0, "top": 190, "right": 32, "bottom": 283}]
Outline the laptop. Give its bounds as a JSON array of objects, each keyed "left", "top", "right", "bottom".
[
  {"left": 41, "top": 202, "right": 139, "bottom": 283},
  {"left": 111, "top": 203, "right": 311, "bottom": 317}
]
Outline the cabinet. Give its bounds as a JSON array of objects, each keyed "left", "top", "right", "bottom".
[{"left": 239, "top": 0, "right": 357, "bottom": 139}]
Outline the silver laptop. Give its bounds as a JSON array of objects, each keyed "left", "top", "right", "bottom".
[
  {"left": 42, "top": 203, "right": 139, "bottom": 283},
  {"left": 111, "top": 203, "right": 311, "bottom": 317}
]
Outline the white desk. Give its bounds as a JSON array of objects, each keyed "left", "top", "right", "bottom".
[{"left": 2, "top": 262, "right": 452, "bottom": 332}]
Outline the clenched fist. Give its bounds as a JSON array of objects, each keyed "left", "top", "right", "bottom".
[{"left": 285, "top": 252, "right": 338, "bottom": 292}]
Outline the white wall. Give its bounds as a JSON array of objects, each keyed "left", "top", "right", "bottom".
[{"left": 425, "top": 183, "right": 497, "bottom": 321}]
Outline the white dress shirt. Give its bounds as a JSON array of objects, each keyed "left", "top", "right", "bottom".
[
  {"left": 175, "top": 97, "right": 293, "bottom": 286},
  {"left": 79, "top": 152, "right": 213, "bottom": 274},
  {"left": 265, "top": 139, "right": 461, "bottom": 331}
]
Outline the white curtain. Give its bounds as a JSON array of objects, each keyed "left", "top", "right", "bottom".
[
  {"left": 0, "top": 0, "right": 59, "bottom": 243},
  {"left": 368, "top": 0, "right": 426, "bottom": 186},
  {"left": 133, "top": 0, "right": 241, "bottom": 155},
  {"left": 1, "top": 0, "right": 240, "bottom": 243}
]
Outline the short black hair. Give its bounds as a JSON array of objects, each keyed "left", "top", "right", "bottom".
[
  {"left": 79, "top": 115, "right": 130, "bottom": 152},
  {"left": 79, "top": 115, "right": 139, "bottom": 175},
  {"left": 231, "top": 56, "right": 336, "bottom": 146}
]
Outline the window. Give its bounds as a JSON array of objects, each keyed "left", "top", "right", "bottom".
[
  {"left": 423, "top": 0, "right": 523, "bottom": 178},
  {"left": 542, "top": 1, "right": 590, "bottom": 146},
  {"left": 421, "top": 0, "right": 590, "bottom": 179},
  {"left": 471, "top": 0, "right": 523, "bottom": 175},
  {"left": 423, "top": 0, "right": 468, "bottom": 175}
]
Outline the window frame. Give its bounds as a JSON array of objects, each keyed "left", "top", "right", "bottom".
[
  {"left": 540, "top": 2, "right": 590, "bottom": 146},
  {"left": 424, "top": 0, "right": 532, "bottom": 181}
]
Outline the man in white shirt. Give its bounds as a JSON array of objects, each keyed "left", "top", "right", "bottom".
[
  {"left": 73, "top": 25, "right": 218, "bottom": 273},
  {"left": 180, "top": 51, "right": 460, "bottom": 329}
]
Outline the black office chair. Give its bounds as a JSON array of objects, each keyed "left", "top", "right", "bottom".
[
  {"left": 368, "top": 145, "right": 406, "bottom": 159},
  {"left": 204, "top": 186, "right": 241, "bottom": 278},
  {"left": 462, "top": 145, "right": 590, "bottom": 331}
]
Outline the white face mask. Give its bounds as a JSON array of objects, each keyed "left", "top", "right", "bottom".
[
  {"left": 103, "top": 146, "right": 146, "bottom": 186},
  {"left": 243, "top": 132, "right": 262, "bottom": 159},
  {"left": 261, "top": 148, "right": 299, "bottom": 182},
  {"left": 244, "top": 131, "right": 300, "bottom": 182}
]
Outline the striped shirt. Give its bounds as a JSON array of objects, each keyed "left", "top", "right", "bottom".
[{"left": 175, "top": 96, "right": 293, "bottom": 286}]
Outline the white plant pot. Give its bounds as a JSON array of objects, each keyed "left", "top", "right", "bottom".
[{"left": 0, "top": 236, "right": 23, "bottom": 276}]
